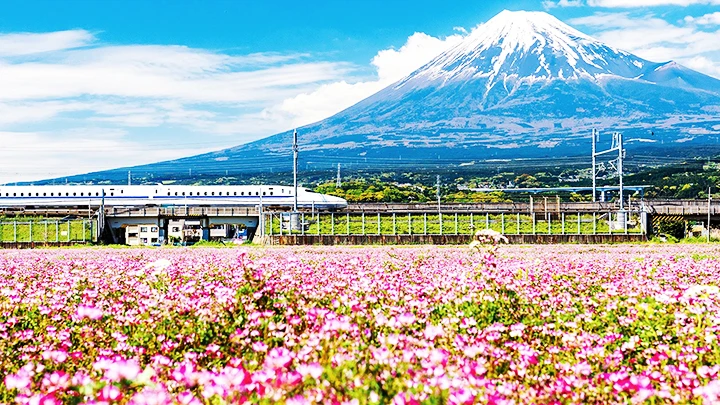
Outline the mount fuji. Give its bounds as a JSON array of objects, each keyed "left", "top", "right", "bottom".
[{"left": 64, "top": 10, "right": 720, "bottom": 181}]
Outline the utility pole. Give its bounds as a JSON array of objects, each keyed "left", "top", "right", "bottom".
[
  {"left": 617, "top": 131, "right": 624, "bottom": 211},
  {"left": 592, "top": 130, "right": 624, "bottom": 210},
  {"left": 99, "top": 188, "right": 105, "bottom": 243},
  {"left": 708, "top": 187, "right": 712, "bottom": 243},
  {"left": 293, "top": 129, "right": 298, "bottom": 212},
  {"left": 336, "top": 163, "right": 341, "bottom": 188},
  {"left": 592, "top": 128, "right": 597, "bottom": 202},
  {"left": 436, "top": 175, "right": 441, "bottom": 214}
]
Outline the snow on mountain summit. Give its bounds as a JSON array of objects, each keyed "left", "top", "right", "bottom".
[
  {"left": 90, "top": 10, "right": 720, "bottom": 182},
  {"left": 400, "top": 10, "right": 648, "bottom": 90}
]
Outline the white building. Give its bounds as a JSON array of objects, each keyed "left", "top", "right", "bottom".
[{"left": 125, "top": 224, "right": 160, "bottom": 246}]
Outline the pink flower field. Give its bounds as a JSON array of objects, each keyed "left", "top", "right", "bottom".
[{"left": 1, "top": 245, "right": 720, "bottom": 404}]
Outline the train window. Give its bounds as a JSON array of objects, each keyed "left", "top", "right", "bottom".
[
  {"left": 110, "top": 193, "right": 114, "bottom": 196},
  {"left": 233, "top": 192, "right": 237, "bottom": 196},
  {"left": 50, "top": 193, "right": 54, "bottom": 196},
  {"left": 65, "top": 193, "right": 69, "bottom": 196},
  {"left": 256, "top": 192, "right": 259, "bottom": 196},
  {"left": 168, "top": 192, "right": 171, "bottom": 196},
  {"left": 262, "top": 192, "right": 266, "bottom": 196},
  {"left": 189, "top": 192, "right": 192, "bottom": 196},
  {"left": 81, "top": 193, "right": 84, "bottom": 196},
  {"left": 73, "top": 192, "right": 76, "bottom": 196},
  {"left": 175, "top": 192, "right": 178, "bottom": 196},
  {"left": 182, "top": 192, "right": 185, "bottom": 196},
  {"left": 13, "top": 193, "right": 16, "bottom": 197},
  {"left": 270, "top": 192, "right": 273, "bottom": 196},
  {"left": 43, "top": 193, "right": 46, "bottom": 196},
  {"left": 204, "top": 192, "right": 207, "bottom": 196},
  {"left": 241, "top": 192, "right": 244, "bottom": 196},
  {"left": 96, "top": 192, "right": 99, "bottom": 196},
  {"left": 211, "top": 192, "right": 215, "bottom": 196},
  {"left": 35, "top": 193, "right": 39, "bottom": 196}
]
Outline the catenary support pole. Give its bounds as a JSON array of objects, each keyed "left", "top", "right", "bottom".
[
  {"left": 293, "top": 129, "right": 298, "bottom": 212},
  {"left": 709, "top": 187, "right": 712, "bottom": 243},
  {"left": 592, "top": 128, "right": 597, "bottom": 202},
  {"left": 618, "top": 131, "right": 624, "bottom": 211}
]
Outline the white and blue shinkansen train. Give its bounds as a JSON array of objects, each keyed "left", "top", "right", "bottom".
[{"left": 0, "top": 185, "right": 347, "bottom": 210}]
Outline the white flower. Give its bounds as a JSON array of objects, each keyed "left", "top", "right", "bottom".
[
  {"left": 473, "top": 229, "right": 509, "bottom": 245},
  {"left": 683, "top": 285, "right": 720, "bottom": 299},
  {"left": 146, "top": 258, "right": 172, "bottom": 270}
]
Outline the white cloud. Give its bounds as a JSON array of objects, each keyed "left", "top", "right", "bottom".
[
  {"left": 587, "top": 0, "right": 720, "bottom": 6},
  {"left": 543, "top": 0, "right": 583, "bottom": 8},
  {"left": 684, "top": 55, "right": 720, "bottom": 76},
  {"left": 569, "top": 12, "right": 720, "bottom": 77},
  {"left": 0, "top": 26, "right": 467, "bottom": 183},
  {"left": 372, "top": 32, "right": 464, "bottom": 81},
  {"left": 256, "top": 31, "right": 464, "bottom": 129},
  {"left": 0, "top": 129, "right": 224, "bottom": 184},
  {"left": 0, "top": 46, "right": 352, "bottom": 103},
  {"left": 0, "top": 30, "right": 93, "bottom": 56},
  {"left": 685, "top": 12, "right": 720, "bottom": 25}
]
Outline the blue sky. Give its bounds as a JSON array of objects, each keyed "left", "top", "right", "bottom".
[{"left": 0, "top": 0, "right": 719, "bottom": 183}]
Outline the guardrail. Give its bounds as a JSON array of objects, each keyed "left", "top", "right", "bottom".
[
  {"left": 106, "top": 206, "right": 259, "bottom": 217},
  {"left": 0, "top": 219, "right": 94, "bottom": 243},
  {"left": 264, "top": 234, "right": 647, "bottom": 245},
  {"left": 263, "top": 210, "right": 646, "bottom": 237}
]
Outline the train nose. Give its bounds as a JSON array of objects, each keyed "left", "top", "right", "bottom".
[{"left": 331, "top": 195, "right": 348, "bottom": 208}]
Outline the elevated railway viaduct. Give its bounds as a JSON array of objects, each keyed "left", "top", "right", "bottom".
[{"left": 0, "top": 200, "right": 714, "bottom": 245}]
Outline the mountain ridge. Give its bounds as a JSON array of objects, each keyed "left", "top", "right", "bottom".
[{"left": 44, "top": 10, "right": 720, "bottom": 183}]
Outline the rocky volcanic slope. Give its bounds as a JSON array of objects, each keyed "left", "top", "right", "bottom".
[{"left": 61, "top": 10, "right": 720, "bottom": 181}]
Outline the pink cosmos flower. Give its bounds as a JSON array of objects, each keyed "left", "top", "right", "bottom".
[
  {"left": 448, "top": 389, "right": 476, "bottom": 405},
  {"left": 424, "top": 324, "right": 445, "bottom": 340},
  {"left": 393, "top": 392, "right": 420, "bottom": 405},
  {"left": 41, "top": 371, "right": 69, "bottom": 391},
  {"left": 128, "top": 386, "right": 172, "bottom": 405},
  {"left": 94, "top": 359, "right": 142, "bottom": 382},
  {"left": 171, "top": 362, "right": 198, "bottom": 386},
  {"left": 176, "top": 391, "right": 202, "bottom": 405},
  {"left": 97, "top": 384, "right": 123, "bottom": 402},
  {"left": 252, "top": 341, "right": 268, "bottom": 352},
  {"left": 397, "top": 312, "right": 416, "bottom": 326},
  {"left": 28, "top": 393, "right": 61, "bottom": 405},
  {"left": 265, "top": 347, "right": 293, "bottom": 370},
  {"left": 76, "top": 305, "right": 103, "bottom": 321},
  {"left": 4, "top": 372, "right": 32, "bottom": 390},
  {"left": 296, "top": 362, "right": 323, "bottom": 380},
  {"left": 41, "top": 350, "right": 68, "bottom": 364}
]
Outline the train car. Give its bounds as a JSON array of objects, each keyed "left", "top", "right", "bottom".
[{"left": 0, "top": 184, "right": 347, "bottom": 210}]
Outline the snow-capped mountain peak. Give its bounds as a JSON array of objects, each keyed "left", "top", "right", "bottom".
[
  {"left": 72, "top": 10, "right": 720, "bottom": 183},
  {"left": 401, "top": 10, "right": 647, "bottom": 90}
]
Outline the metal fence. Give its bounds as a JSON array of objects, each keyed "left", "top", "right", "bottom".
[
  {"left": 0, "top": 219, "right": 94, "bottom": 243},
  {"left": 263, "top": 210, "right": 646, "bottom": 237}
]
